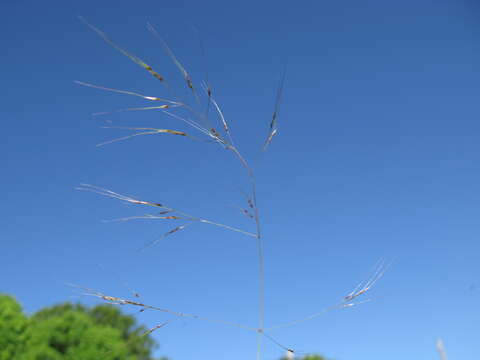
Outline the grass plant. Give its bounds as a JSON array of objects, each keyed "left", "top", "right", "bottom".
[{"left": 75, "top": 17, "right": 386, "bottom": 359}]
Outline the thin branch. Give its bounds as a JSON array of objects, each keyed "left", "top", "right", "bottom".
[
  {"left": 263, "top": 69, "right": 286, "bottom": 151},
  {"left": 139, "top": 224, "right": 191, "bottom": 251},
  {"left": 142, "top": 320, "right": 173, "bottom": 336},
  {"left": 162, "top": 110, "right": 212, "bottom": 138},
  {"left": 103, "top": 214, "right": 181, "bottom": 222},
  {"left": 147, "top": 22, "right": 201, "bottom": 104},
  {"left": 96, "top": 127, "right": 189, "bottom": 147},
  {"left": 261, "top": 331, "right": 295, "bottom": 353},
  {"left": 70, "top": 284, "right": 257, "bottom": 332},
  {"left": 265, "top": 302, "right": 354, "bottom": 331},
  {"left": 92, "top": 105, "right": 179, "bottom": 117},
  {"left": 76, "top": 184, "right": 164, "bottom": 208},
  {"left": 266, "top": 300, "right": 373, "bottom": 332},
  {"left": 200, "top": 82, "right": 234, "bottom": 146},
  {"left": 77, "top": 185, "right": 257, "bottom": 239},
  {"left": 266, "top": 259, "right": 387, "bottom": 331},
  {"left": 79, "top": 17, "right": 167, "bottom": 84},
  {"left": 344, "top": 258, "right": 389, "bottom": 302},
  {"left": 74, "top": 81, "right": 180, "bottom": 104}
]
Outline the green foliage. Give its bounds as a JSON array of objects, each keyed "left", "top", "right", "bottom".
[
  {"left": 280, "top": 355, "right": 326, "bottom": 360},
  {"left": 0, "top": 294, "right": 164, "bottom": 360},
  {"left": 0, "top": 294, "right": 29, "bottom": 360}
]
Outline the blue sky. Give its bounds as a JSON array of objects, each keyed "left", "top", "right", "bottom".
[{"left": 2, "top": 1, "right": 480, "bottom": 359}]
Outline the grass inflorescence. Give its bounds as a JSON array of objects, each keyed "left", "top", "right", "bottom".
[{"left": 76, "top": 18, "right": 386, "bottom": 359}]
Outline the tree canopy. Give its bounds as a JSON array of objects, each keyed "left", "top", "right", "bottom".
[{"left": 0, "top": 294, "right": 165, "bottom": 360}]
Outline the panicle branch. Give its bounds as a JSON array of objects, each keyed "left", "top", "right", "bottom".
[
  {"left": 266, "top": 259, "right": 387, "bottom": 331},
  {"left": 76, "top": 184, "right": 257, "bottom": 244},
  {"left": 70, "top": 284, "right": 256, "bottom": 332}
]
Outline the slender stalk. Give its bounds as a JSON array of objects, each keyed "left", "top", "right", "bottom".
[
  {"left": 253, "top": 182, "right": 265, "bottom": 360},
  {"left": 256, "top": 331, "right": 263, "bottom": 360},
  {"left": 224, "top": 141, "right": 264, "bottom": 360}
]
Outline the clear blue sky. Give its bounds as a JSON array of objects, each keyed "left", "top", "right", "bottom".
[{"left": 2, "top": 1, "right": 479, "bottom": 359}]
